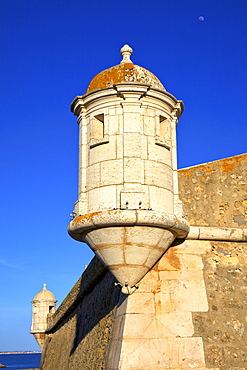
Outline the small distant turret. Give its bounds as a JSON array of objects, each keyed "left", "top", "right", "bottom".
[{"left": 30, "top": 284, "right": 57, "bottom": 349}]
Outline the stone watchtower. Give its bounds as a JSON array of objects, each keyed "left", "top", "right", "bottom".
[
  {"left": 30, "top": 284, "right": 57, "bottom": 349},
  {"left": 68, "top": 45, "right": 189, "bottom": 294},
  {"left": 30, "top": 45, "right": 247, "bottom": 370}
]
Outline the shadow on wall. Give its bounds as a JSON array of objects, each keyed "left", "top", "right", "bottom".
[
  {"left": 41, "top": 256, "right": 124, "bottom": 369},
  {"left": 70, "top": 268, "right": 122, "bottom": 356}
]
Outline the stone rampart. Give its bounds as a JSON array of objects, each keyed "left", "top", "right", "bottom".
[
  {"left": 178, "top": 153, "right": 247, "bottom": 228},
  {"left": 40, "top": 257, "right": 120, "bottom": 370},
  {"left": 41, "top": 237, "right": 247, "bottom": 369},
  {"left": 193, "top": 240, "right": 247, "bottom": 368},
  {"left": 39, "top": 153, "right": 247, "bottom": 369}
]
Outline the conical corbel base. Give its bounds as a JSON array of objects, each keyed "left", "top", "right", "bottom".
[
  {"left": 68, "top": 210, "right": 190, "bottom": 294},
  {"left": 84, "top": 226, "right": 175, "bottom": 291}
]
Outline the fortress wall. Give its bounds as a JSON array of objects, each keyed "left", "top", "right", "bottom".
[
  {"left": 41, "top": 238, "right": 247, "bottom": 369},
  {"left": 40, "top": 239, "right": 247, "bottom": 369},
  {"left": 40, "top": 257, "right": 120, "bottom": 370},
  {"left": 107, "top": 239, "right": 247, "bottom": 369},
  {"left": 178, "top": 153, "right": 247, "bottom": 228},
  {"left": 39, "top": 154, "right": 247, "bottom": 369},
  {"left": 193, "top": 240, "right": 247, "bottom": 368}
]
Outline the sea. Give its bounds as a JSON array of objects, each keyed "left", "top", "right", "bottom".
[{"left": 0, "top": 352, "right": 41, "bottom": 369}]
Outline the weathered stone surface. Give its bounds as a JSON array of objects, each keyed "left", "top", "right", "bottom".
[
  {"left": 46, "top": 256, "right": 108, "bottom": 331},
  {"left": 179, "top": 153, "right": 247, "bottom": 228},
  {"left": 68, "top": 210, "right": 189, "bottom": 291},
  {"left": 41, "top": 224, "right": 247, "bottom": 369},
  {"left": 192, "top": 241, "right": 247, "bottom": 369},
  {"left": 86, "top": 61, "right": 166, "bottom": 94},
  {"left": 106, "top": 240, "right": 210, "bottom": 369},
  {"left": 41, "top": 258, "right": 119, "bottom": 370}
]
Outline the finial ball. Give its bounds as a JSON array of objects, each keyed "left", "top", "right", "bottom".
[{"left": 120, "top": 44, "right": 133, "bottom": 64}]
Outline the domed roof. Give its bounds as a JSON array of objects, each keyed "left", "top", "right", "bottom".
[
  {"left": 86, "top": 45, "right": 166, "bottom": 94},
  {"left": 33, "top": 284, "right": 56, "bottom": 301}
]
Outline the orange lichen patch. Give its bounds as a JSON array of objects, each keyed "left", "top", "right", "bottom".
[
  {"left": 216, "top": 155, "right": 247, "bottom": 174},
  {"left": 71, "top": 209, "right": 125, "bottom": 225},
  {"left": 178, "top": 164, "right": 215, "bottom": 177},
  {"left": 179, "top": 153, "right": 247, "bottom": 177},
  {"left": 179, "top": 168, "right": 193, "bottom": 178},
  {"left": 123, "top": 63, "right": 133, "bottom": 69},
  {"left": 86, "top": 64, "right": 127, "bottom": 93},
  {"left": 71, "top": 211, "right": 102, "bottom": 224},
  {"left": 86, "top": 63, "right": 165, "bottom": 93},
  {"left": 217, "top": 161, "right": 235, "bottom": 174},
  {"left": 200, "top": 164, "right": 217, "bottom": 174}
]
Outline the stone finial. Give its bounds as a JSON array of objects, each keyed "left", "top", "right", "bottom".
[
  {"left": 43, "top": 283, "right": 47, "bottom": 290},
  {"left": 120, "top": 44, "right": 133, "bottom": 64}
]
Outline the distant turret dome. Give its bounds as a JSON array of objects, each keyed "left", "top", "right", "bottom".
[
  {"left": 86, "top": 44, "right": 166, "bottom": 94},
  {"left": 33, "top": 284, "right": 56, "bottom": 301}
]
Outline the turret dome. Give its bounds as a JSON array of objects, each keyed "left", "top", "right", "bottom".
[
  {"left": 86, "top": 44, "right": 166, "bottom": 94},
  {"left": 32, "top": 283, "right": 56, "bottom": 302}
]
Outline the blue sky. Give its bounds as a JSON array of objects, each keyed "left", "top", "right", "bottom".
[{"left": 0, "top": 0, "right": 246, "bottom": 351}]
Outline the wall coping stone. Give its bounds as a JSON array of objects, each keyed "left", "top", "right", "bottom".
[{"left": 187, "top": 226, "right": 247, "bottom": 241}]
